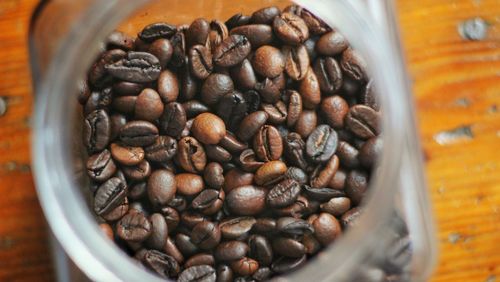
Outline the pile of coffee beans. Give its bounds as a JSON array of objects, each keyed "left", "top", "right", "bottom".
[{"left": 80, "top": 5, "right": 385, "bottom": 281}]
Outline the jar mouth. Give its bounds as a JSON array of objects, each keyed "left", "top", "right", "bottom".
[{"left": 32, "top": 0, "right": 405, "bottom": 281}]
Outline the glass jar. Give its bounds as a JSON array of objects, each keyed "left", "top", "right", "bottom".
[{"left": 29, "top": 0, "right": 437, "bottom": 281}]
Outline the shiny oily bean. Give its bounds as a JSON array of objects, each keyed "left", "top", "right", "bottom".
[
  {"left": 255, "top": 73, "right": 285, "bottom": 104},
  {"left": 226, "top": 13, "right": 251, "bottom": 29},
  {"left": 176, "top": 233, "right": 199, "bottom": 258},
  {"left": 320, "top": 197, "right": 351, "bottom": 217},
  {"left": 182, "top": 100, "right": 210, "bottom": 119},
  {"left": 191, "top": 189, "right": 225, "bottom": 215},
  {"left": 273, "top": 13, "right": 309, "bottom": 45},
  {"left": 219, "top": 131, "right": 248, "bottom": 154},
  {"left": 142, "top": 250, "right": 180, "bottom": 278},
  {"left": 109, "top": 114, "right": 127, "bottom": 141},
  {"left": 189, "top": 45, "right": 213, "bottom": 79},
  {"left": 252, "top": 218, "right": 276, "bottom": 234},
  {"left": 223, "top": 169, "right": 254, "bottom": 193},
  {"left": 191, "top": 113, "right": 226, "bottom": 145},
  {"left": 181, "top": 211, "right": 208, "bottom": 229},
  {"left": 329, "top": 169, "right": 347, "bottom": 190},
  {"left": 186, "top": 18, "right": 210, "bottom": 47},
  {"left": 146, "top": 213, "right": 168, "bottom": 251},
  {"left": 267, "top": 179, "right": 301, "bottom": 208},
  {"left": 337, "top": 141, "right": 361, "bottom": 169},
  {"left": 215, "top": 241, "right": 249, "bottom": 261},
  {"left": 312, "top": 212, "right": 342, "bottom": 245},
  {"left": 243, "top": 90, "right": 261, "bottom": 114},
  {"left": 94, "top": 177, "right": 127, "bottom": 216},
  {"left": 176, "top": 137, "right": 207, "bottom": 173},
  {"left": 144, "top": 136, "right": 177, "bottom": 163},
  {"left": 231, "top": 257, "right": 259, "bottom": 277},
  {"left": 201, "top": 73, "right": 235, "bottom": 105},
  {"left": 122, "top": 160, "right": 151, "bottom": 181},
  {"left": 147, "top": 169, "right": 176, "bottom": 206},
  {"left": 216, "top": 91, "right": 248, "bottom": 131},
  {"left": 191, "top": 221, "right": 221, "bottom": 250},
  {"left": 321, "top": 95, "right": 349, "bottom": 129},
  {"left": 236, "top": 111, "right": 268, "bottom": 141},
  {"left": 261, "top": 101, "right": 287, "bottom": 125},
  {"left": 204, "top": 162, "right": 224, "bottom": 189},
  {"left": 110, "top": 143, "right": 144, "bottom": 166},
  {"left": 283, "top": 132, "right": 308, "bottom": 170},
  {"left": 89, "top": 49, "right": 126, "bottom": 88},
  {"left": 316, "top": 30, "right": 348, "bottom": 56},
  {"left": 83, "top": 109, "right": 111, "bottom": 153},
  {"left": 272, "top": 237, "right": 306, "bottom": 258},
  {"left": 138, "top": 22, "right": 177, "bottom": 42},
  {"left": 251, "top": 6, "right": 280, "bottom": 24},
  {"left": 214, "top": 34, "right": 252, "bottom": 68},
  {"left": 84, "top": 87, "right": 112, "bottom": 115},
  {"left": 148, "top": 38, "right": 173, "bottom": 68},
  {"left": 304, "top": 185, "right": 345, "bottom": 202},
  {"left": 230, "top": 59, "right": 257, "bottom": 90},
  {"left": 294, "top": 110, "right": 317, "bottom": 139},
  {"left": 217, "top": 264, "right": 234, "bottom": 282},
  {"left": 135, "top": 89, "right": 164, "bottom": 122},
  {"left": 252, "top": 45, "right": 285, "bottom": 78},
  {"left": 86, "top": 149, "right": 116, "bottom": 182},
  {"left": 314, "top": 56, "right": 343, "bottom": 94},
  {"left": 299, "top": 67, "right": 321, "bottom": 109},
  {"left": 220, "top": 217, "right": 256, "bottom": 240},
  {"left": 159, "top": 102, "right": 187, "bottom": 139},
  {"left": 310, "top": 155, "right": 340, "bottom": 188},
  {"left": 248, "top": 235, "right": 273, "bottom": 266},
  {"left": 345, "top": 170, "right": 368, "bottom": 206},
  {"left": 205, "top": 145, "right": 232, "bottom": 163},
  {"left": 175, "top": 173, "right": 204, "bottom": 196},
  {"left": 178, "top": 265, "right": 216, "bottom": 282},
  {"left": 285, "top": 167, "right": 308, "bottom": 185},
  {"left": 101, "top": 197, "right": 128, "bottom": 222},
  {"left": 164, "top": 237, "right": 184, "bottom": 264},
  {"left": 274, "top": 195, "right": 310, "bottom": 218},
  {"left": 230, "top": 25, "right": 274, "bottom": 48},
  {"left": 116, "top": 211, "right": 152, "bottom": 242},
  {"left": 340, "top": 48, "right": 368, "bottom": 82},
  {"left": 226, "top": 185, "right": 267, "bottom": 216},
  {"left": 253, "top": 125, "right": 283, "bottom": 161},
  {"left": 112, "top": 81, "right": 145, "bottom": 96},
  {"left": 185, "top": 254, "right": 215, "bottom": 268},
  {"left": 120, "top": 121, "right": 158, "bottom": 147},
  {"left": 271, "top": 255, "right": 306, "bottom": 274},
  {"left": 283, "top": 44, "right": 309, "bottom": 81},
  {"left": 276, "top": 217, "right": 314, "bottom": 236},
  {"left": 359, "top": 137, "right": 383, "bottom": 169},
  {"left": 157, "top": 70, "right": 179, "bottom": 103},
  {"left": 111, "top": 95, "right": 136, "bottom": 115},
  {"left": 345, "top": 105, "right": 381, "bottom": 139},
  {"left": 105, "top": 51, "right": 161, "bottom": 83},
  {"left": 306, "top": 124, "right": 338, "bottom": 163},
  {"left": 254, "top": 160, "right": 287, "bottom": 186}
]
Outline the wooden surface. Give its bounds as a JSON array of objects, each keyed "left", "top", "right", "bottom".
[{"left": 0, "top": 0, "right": 499, "bottom": 281}]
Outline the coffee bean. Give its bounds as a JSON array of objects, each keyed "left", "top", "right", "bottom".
[
  {"left": 243, "top": 90, "right": 261, "bottom": 114},
  {"left": 253, "top": 125, "right": 283, "bottom": 161},
  {"left": 170, "top": 31, "right": 187, "bottom": 68},
  {"left": 230, "top": 25, "right": 274, "bottom": 48},
  {"left": 142, "top": 249, "right": 180, "bottom": 278},
  {"left": 321, "top": 95, "right": 348, "bottom": 129},
  {"left": 138, "top": 22, "right": 177, "bottom": 42},
  {"left": 219, "top": 131, "right": 248, "bottom": 154},
  {"left": 273, "top": 195, "right": 309, "bottom": 218},
  {"left": 111, "top": 95, "right": 136, "bottom": 115},
  {"left": 157, "top": 70, "right": 179, "bottom": 103},
  {"left": 84, "top": 87, "right": 113, "bottom": 115},
  {"left": 205, "top": 145, "right": 232, "bottom": 163},
  {"left": 320, "top": 197, "right": 351, "bottom": 217},
  {"left": 329, "top": 169, "right": 347, "bottom": 190},
  {"left": 345, "top": 170, "right": 368, "bottom": 206},
  {"left": 191, "top": 221, "right": 221, "bottom": 250},
  {"left": 109, "top": 114, "right": 127, "bottom": 140},
  {"left": 122, "top": 159, "right": 151, "bottom": 181},
  {"left": 145, "top": 136, "right": 177, "bottom": 163},
  {"left": 215, "top": 241, "right": 249, "bottom": 261},
  {"left": 226, "top": 13, "right": 251, "bottom": 29},
  {"left": 310, "top": 155, "right": 340, "bottom": 188},
  {"left": 359, "top": 137, "right": 382, "bottom": 168},
  {"left": 304, "top": 185, "right": 345, "bottom": 202},
  {"left": 273, "top": 13, "right": 309, "bottom": 45},
  {"left": 302, "top": 234, "right": 321, "bottom": 255},
  {"left": 314, "top": 56, "right": 343, "bottom": 94},
  {"left": 237, "top": 111, "right": 268, "bottom": 141},
  {"left": 134, "top": 89, "right": 164, "bottom": 121},
  {"left": 176, "top": 137, "right": 207, "bottom": 173},
  {"left": 252, "top": 218, "right": 276, "bottom": 234},
  {"left": 159, "top": 102, "right": 187, "bottom": 139},
  {"left": 201, "top": 73, "right": 235, "bottom": 105},
  {"left": 299, "top": 67, "right": 321, "bottom": 109},
  {"left": 260, "top": 101, "right": 287, "bottom": 125},
  {"left": 267, "top": 179, "right": 301, "bottom": 208},
  {"left": 191, "top": 189, "right": 225, "bottom": 215},
  {"left": 252, "top": 267, "right": 273, "bottom": 281},
  {"left": 120, "top": 121, "right": 158, "bottom": 147},
  {"left": 217, "top": 264, "right": 234, "bottom": 282},
  {"left": 214, "top": 35, "right": 252, "bottom": 67},
  {"left": 340, "top": 48, "right": 368, "bottom": 82},
  {"left": 231, "top": 257, "right": 259, "bottom": 277},
  {"left": 283, "top": 45, "right": 309, "bottom": 80},
  {"left": 179, "top": 61, "right": 199, "bottom": 101},
  {"left": 94, "top": 177, "right": 127, "bottom": 216},
  {"left": 117, "top": 211, "right": 152, "bottom": 242},
  {"left": 285, "top": 167, "right": 308, "bottom": 185},
  {"left": 89, "top": 49, "right": 126, "bottom": 88},
  {"left": 248, "top": 235, "right": 273, "bottom": 266},
  {"left": 168, "top": 195, "right": 188, "bottom": 212},
  {"left": 178, "top": 265, "right": 216, "bottom": 282},
  {"left": 105, "top": 52, "right": 161, "bottom": 83},
  {"left": 113, "top": 81, "right": 145, "bottom": 96},
  {"left": 283, "top": 133, "right": 308, "bottom": 170},
  {"left": 230, "top": 59, "right": 257, "bottom": 90},
  {"left": 189, "top": 113, "right": 226, "bottom": 145},
  {"left": 226, "top": 185, "right": 267, "bottom": 215},
  {"left": 186, "top": 18, "right": 210, "bottom": 47},
  {"left": 306, "top": 125, "right": 338, "bottom": 163},
  {"left": 254, "top": 160, "right": 287, "bottom": 186},
  {"left": 252, "top": 46, "right": 284, "bottom": 78},
  {"left": 271, "top": 255, "right": 306, "bottom": 274},
  {"left": 83, "top": 109, "right": 111, "bottom": 153},
  {"left": 220, "top": 217, "right": 256, "bottom": 240},
  {"left": 148, "top": 39, "right": 173, "bottom": 68},
  {"left": 255, "top": 73, "right": 285, "bottom": 104},
  {"left": 185, "top": 253, "right": 215, "bottom": 268},
  {"left": 204, "top": 162, "right": 224, "bottom": 189},
  {"left": 176, "top": 233, "right": 199, "bottom": 258},
  {"left": 336, "top": 141, "right": 360, "bottom": 169},
  {"left": 182, "top": 100, "right": 209, "bottom": 119},
  {"left": 181, "top": 211, "right": 208, "bottom": 229},
  {"left": 147, "top": 169, "right": 176, "bottom": 206},
  {"left": 276, "top": 217, "right": 314, "bottom": 236},
  {"left": 223, "top": 169, "right": 254, "bottom": 193},
  {"left": 216, "top": 91, "right": 248, "bottom": 131},
  {"left": 175, "top": 173, "right": 204, "bottom": 196},
  {"left": 107, "top": 31, "right": 135, "bottom": 51},
  {"left": 189, "top": 45, "right": 213, "bottom": 79},
  {"left": 110, "top": 143, "right": 144, "bottom": 166},
  {"left": 164, "top": 236, "right": 184, "bottom": 263},
  {"left": 251, "top": 6, "right": 280, "bottom": 24},
  {"left": 86, "top": 149, "right": 116, "bottom": 182},
  {"left": 299, "top": 9, "right": 330, "bottom": 36},
  {"left": 345, "top": 105, "right": 381, "bottom": 139},
  {"left": 311, "top": 213, "right": 341, "bottom": 246},
  {"left": 272, "top": 237, "right": 305, "bottom": 258},
  {"left": 146, "top": 213, "right": 168, "bottom": 251},
  {"left": 361, "top": 80, "right": 380, "bottom": 111}
]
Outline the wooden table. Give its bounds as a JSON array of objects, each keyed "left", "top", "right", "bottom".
[{"left": 0, "top": 0, "right": 499, "bottom": 281}]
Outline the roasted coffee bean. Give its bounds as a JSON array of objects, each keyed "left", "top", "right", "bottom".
[
  {"left": 219, "top": 132, "right": 248, "bottom": 154},
  {"left": 186, "top": 18, "right": 210, "bottom": 47},
  {"left": 255, "top": 73, "right": 285, "bottom": 104},
  {"left": 340, "top": 48, "right": 368, "bottom": 82},
  {"left": 273, "top": 13, "right": 309, "bottom": 45},
  {"left": 226, "top": 185, "right": 267, "bottom": 215},
  {"left": 243, "top": 90, "right": 261, "bottom": 114},
  {"left": 336, "top": 141, "right": 360, "bottom": 169},
  {"left": 145, "top": 136, "right": 177, "bottom": 163},
  {"left": 260, "top": 101, "right": 287, "bottom": 125},
  {"left": 217, "top": 264, "right": 234, "bottom": 282},
  {"left": 109, "top": 114, "right": 127, "bottom": 140},
  {"left": 299, "top": 9, "right": 330, "bottom": 36},
  {"left": 111, "top": 95, "right": 136, "bottom": 114},
  {"left": 178, "top": 265, "right": 216, "bottom": 282},
  {"left": 226, "top": 13, "right": 251, "bottom": 29},
  {"left": 142, "top": 250, "right": 180, "bottom": 278},
  {"left": 252, "top": 46, "right": 284, "bottom": 78},
  {"left": 252, "top": 218, "right": 276, "bottom": 234},
  {"left": 105, "top": 52, "right": 161, "bottom": 83},
  {"left": 253, "top": 125, "right": 283, "bottom": 161},
  {"left": 311, "top": 213, "right": 341, "bottom": 245},
  {"left": 175, "top": 173, "right": 204, "bottom": 196},
  {"left": 113, "top": 81, "right": 145, "bottom": 96},
  {"left": 146, "top": 213, "right": 168, "bottom": 251},
  {"left": 314, "top": 56, "right": 343, "bottom": 94},
  {"left": 181, "top": 211, "right": 208, "bottom": 229},
  {"left": 220, "top": 217, "right": 256, "bottom": 240},
  {"left": 283, "top": 45, "right": 309, "bottom": 80},
  {"left": 329, "top": 169, "right": 347, "bottom": 190},
  {"left": 345, "top": 105, "right": 381, "bottom": 139},
  {"left": 254, "top": 160, "right": 287, "bottom": 186},
  {"left": 361, "top": 80, "right": 380, "bottom": 111},
  {"left": 159, "top": 102, "right": 186, "bottom": 138},
  {"left": 248, "top": 235, "right": 273, "bottom": 266},
  {"left": 138, "top": 22, "right": 177, "bottom": 42},
  {"left": 267, "top": 179, "right": 301, "bottom": 208},
  {"left": 192, "top": 189, "right": 225, "bottom": 215},
  {"left": 285, "top": 167, "right": 308, "bottom": 185},
  {"left": 274, "top": 195, "right": 309, "bottom": 218},
  {"left": 321, "top": 95, "right": 348, "bottom": 129},
  {"left": 276, "top": 217, "right": 313, "bottom": 236},
  {"left": 251, "top": 6, "right": 280, "bottom": 24},
  {"left": 320, "top": 197, "right": 351, "bottom": 217},
  {"left": 120, "top": 121, "right": 158, "bottom": 147},
  {"left": 201, "top": 73, "right": 235, "bottom": 105},
  {"left": 345, "top": 170, "right": 368, "bottom": 206},
  {"left": 161, "top": 207, "right": 180, "bottom": 232},
  {"left": 191, "top": 221, "right": 221, "bottom": 250},
  {"left": 182, "top": 100, "right": 210, "bottom": 119},
  {"left": 299, "top": 67, "right": 321, "bottom": 109},
  {"left": 84, "top": 87, "right": 113, "bottom": 115},
  {"left": 189, "top": 45, "right": 213, "bottom": 79},
  {"left": 101, "top": 196, "right": 128, "bottom": 222},
  {"left": 94, "top": 177, "right": 127, "bottom": 216},
  {"left": 86, "top": 149, "right": 116, "bottom": 182},
  {"left": 208, "top": 20, "right": 229, "bottom": 52},
  {"left": 204, "top": 162, "right": 224, "bottom": 189},
  {"left": 215, "top": 241, "right": 249, "bottom": 261},
  {"left": 310, "top": 155, "right": 340, "bottom": 188},
  {"left": 237, "top": 111, "right": 268, "bottom": 141},
  {"left": 271, "top": 255, "right": 306, "bottom": 274},
  {"left": 128, "top": 182, "right": 147, "bottom": 200},
  {"left": 359, "top": 137, "right": 382, "bottom": 169},
  {"left": 89, "top": 49, "right": 126, "bottom": 88},
  {"left": 170, "top": 31, "right": 187, "bottom": 68},
  {"left": 176, "top": 137, "right": 207, "bottom": 173},
  {"left": 283, "top": 133, "right": 308, "bottom": 170},
  {"left": 122, "top": 159, "right": 151, "bottom": 181},
  {"left": 134, "top": 89, "right": 164, "bottom": 121},
  {"left": 295, "top": 110, "right": 318, "bottom": 139},
  {"left": 117, "top": 211, "right": 151, "bottom": 242},
  {"left": 190, "top": 113, "right": 227, "bottom": 145},
  {"left": 147, "top": 169, "right": 176, "bottom": 206},
  {"left": 230, "top": 25, "right": 274, "bottom": 48},
  {"left": 214, "top": 35, "right": 252, "bottom": 68},
  {"left": 185, "top": 253, "right": 216, "bottom": 268},
  {"left": 272, "top": 237, "right": 305, "bottom": 258},
  {"left": 230, "top": 59, "right": 257, "bottom": 90},
  {"left": 223, "top": 169, "right": 254, "bottom": 193},
  {"left": 315, "top": 30, "right": 348, "bottom": 56},
  {"left": 306, "top": 125, "right": 338, "bottom": 163},
  {"left": 164, "top": 236, "right": 184, "bottom": 263},
  {"left": 157, "top": 70, "right": 180, "bottom": 103},
  {"left": 110, "top": 143, "right": 144, "bottom": 166},
  {"left": 148, "top": 39, "right": 173, "bottom": 68},
  {"left": 84, "top": 109, "right": 111, "bottom": 153},
  {"left": 302, "top": 234, "right": 321, "bottom": 255},
  {"left": 168, "top": 195, "right": 188, "bottom": 212},
  {"left": 205, "top": 145, "right": 232, "bottom": 163},
  {"left": 304, "top": 185, "right": 345, "bottom": 202},
  {"left": 107, "top": 31, "right": 135, "bottom": 51},
  {"left": 231, "top": 257, "right": 259, "bottom": 276},
  {"left": 176, "top": 233, "right": 200, "bottom": 258},
  {"left": 179, "top": 59, "right": 199, "bottom": 101},
  {"left": 216, "top": 91, "right": 248, "bottom": 131},
  {"left": 252, "top": 267, "right": 273, "bottom": 281}
]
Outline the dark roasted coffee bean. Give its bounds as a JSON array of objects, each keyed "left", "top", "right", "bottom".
[
  {"left": 189, "top": 45, "right": 213, "bottom": 79},
  {"left": 220, "top": 217, "right": 256, "bottom": 240},
  {"left": 251, "top": 6, "right": 280, "bottom": 24},
  {"left": 192, "top": 189, "right": 225, "bottom": 215},
  {"left": 208, "top": 20, "right": 229, "bottom": 52},
  {"left": 310, "top": 155, "right": 340, "bottom": 188},
  {"left": 94, "top": 177, "right": 127, "bottom": 216},
  {"left": 179, "top": 59, "right": 199, "bottom": 101},
  {"left": 255, "top": 73, "right": 285, "bottom": 104},
  {"left": 144, "top": 136, "right": 177, "bottom": 163},
  {"left": 226, "top": 13, "right": 251, "bottom": 29},
  {"left": 304, "top": 185, "right": 345, "bottom": 202},
  {"left": 201, "top": 73, "right": 234, "bottom": 105},
  {"left": 272, "top": 237, "right": 305, "bottom": 258},
  {"left": 361, "top": 80, "right": 380, "bottom": 111},
  {"left": 86, "top": 149, "right": 116, "bottom": 182},
  {"left": 283, "top": 133, "right": 308, "bottom": 170},
  {"left": 243, "top": 90, "right": 261, "bottom": 114},
  {"left": 148, "top": 38, "right": 173, "bottom": 68},
  {"left": 316, "top": 30, "right": 348, "bottom": 56},
  {"left": 283, "top": 45, "right": 309, "bottom": 81},
  {"left": 285, "top": 167, "right": 308, "bottom": 185},
  {"left": 230, "top": 59, "right": 257, "bottom": 90},
  {"left": 260, "top": 101, "right": 287, "bottom": 125},
  {"left": 230, "top": 25, "right": 274, "bottom": 48},
  {"left": 271, "top": 255, "right": 306, "bottom": 274},
  {"left": 129, "top": 182, "right": 147, "bottom": 200},
  {"left": 321, "top": 95, "right": 348, "bottom": 129},
  {"left": 214, "top": 35, "right": 252, "bottom": 68},
  {"left": 227, "top": 185, "right": 267, "bottom": 216},
  {"left": 359, "top": 137, "right": 382, "bottom": 169},
  {"left": 252, "top": 218, "right": 276, "bottom": 234},
  {"left": 120, "top": 121, "right": 158, "bottom": 147},
  {"left": 320, "top": 197, "right": 351, "bottom": 217},
  {"left": 185, "top": 253, "right": 216, "bottom": 268},
  {"left": 273, "top": 13, "right": 309, "bottom": 45},
  {"left": 105, "top": 51, "right": 161, "bottom": 83},
  {"left": 117, "top": 211, "right": 151, "bottom": 242},
  {"left": 267, "top": 179, "right": 301, "bottom": 208},
  {"left": 176, "top": 137, "right": 207, "bottom": 173},
  {"left": 84, "top": 109, "right": 111, "bottom": 153},
  {"left": 217, "top": 264, "right": 234, "bottom": 282},
  {"left": 237, "top": 111, "right": 268, "bottom": 141},
  {"left": 248, "top": 235, "right": 273, "bottom": 266},
  {"left": 164, "top": 236, "right": 184, "bottom": 263},
  {"left": 311, "top": 212, "right": 341, "bottom": 245},
  {"left": 231, "top": 257, "right": 259, "bottom": 277},
  {"left": 175, "top": 173, "right": 204, "bottom": 196},
  {"left": 300, "top": 9, "right": 330, "bottom": 36},
  {"left": 216, "top": 91, "right": 248, "bottom": 131},
  {"left": 113, "top": 81, "right": 145, "bottom": 96},
  {"left": 181, "top": 211, "right": 208, "bottom": 229},
  {"left": 219, "top": 132, "right": 248, "bottom": 154},
  {"left": 345, "top": 170, "right": 368, "bottom": 206},
  {"left": 205, "top": 145, "right": 232, "bottom": 163},
  {"left": 204, "top": 162, "right": 224, "bottom": 189},
  {"left": 253, "top": 125, "right": 283, "bottom": 161},
  {"left": 109, "top": 113, "right": 127, "bottom": 140},
  {"left": 304, "top": 36, "right": 318, "bottom": 61},
  {"left": 89, "top": 49, "right": 126, "bottom": 88},
  {"left": 252, "top": 46, "right": 284, "bottom": 78},
  {"left": 110, "top": 143, "right": 144, "bottom": 166},
  {"left": 215, "top": 241, "right": 249, "bottom": 261},
  {"left": 122, "top": 159, "right": 151, "bottom": 181},
  {"left": 107, "top": 31, "right": 135, "bottom": 51},
  {"left": 302, "top": 234, "right": 321, "bottom": 255},
  {"left": 135, "top": 88, "right": 164, "bottom": 121},
  {"left": 161, "top": 207, "right": 180, "bottom": 232},
  {"left": 142, "top": 250, "right": 180, "bottom": 278},
  {"left": 295, "top": 110, "right": 317, "bottom": 139},
  {"left": 84, "top": 87, "right": 112, "bottom": 115},
  {"left": 183, "top": 100, "right": 210, "bottom": 119},
  {"left": 336, "top": 141, "right": 360, "bottom": 169},
  {"left": 340, "top": 48, "right": 368, "bottom": 82},
  {"left": 191, "top": 221, "right": 221, "bottom": 250},
  {"left": 138, "top": 22, "right": 177, "bottom": 42},
  {"left": 111, "top": 95, "right": 136, "bottom": 114},
  {"left": 254, "top": 160, "right": 287, "bottom": 186},
  {"left": 314, "top": 56, "right": 343, "bottom": 94},
  {"left": 276, "top": 217, "right": 313, "bottom": 236},
  {"left": 306, "top": 125, "right": 338, "bottom": 163},
  {"left": 168, "top": 195, "right": 188, "bottom": 212},
  {"left": 186, "top": 18, "right": 210, "bottom": 47},
  {"left": 158, "top": 70, "right": 180, "bottom": 103},
  {"left": 223, "top": 169, "right": 254, "bottom": 193},
  {"left": 329, "top": 169, "right": 347, "bottom": 190},
  {"left": 159, "top": 102, "right": 186, "bottom": 139},
  {"left": 146, "top": 213, "right": 168, "bottom": 250},
  {"left": 147, "top": 169, "right": 176, "bottom": 206},
  {"left": 273, "top": 195, "right": 309, "bottom": 218},
  {"left": 176, "top": 233, "right": 200, "bottom": 258},
  {"left": 178, "top": 265, "right": 216, "bottom": 282},
  {"left": 299, "top": 67, "right": 321, "bottom": 109},
  {"left": 345, "top": 105, "right": 381, "bottom": 139},
  {"left": 191, "top": 113, "right": 226, "bottom": 145},
  {"left": 170, "top": 31, "right": 187, "bottom": 68},
  {"left": 252, "top": 267, "right": 272, "bottom": 281}
]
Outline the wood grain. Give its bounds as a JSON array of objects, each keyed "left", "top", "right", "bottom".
[{"left": 0, "top": 0, "right": 499, "bottom": 281}]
